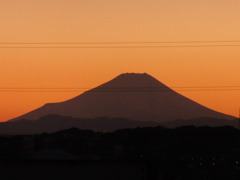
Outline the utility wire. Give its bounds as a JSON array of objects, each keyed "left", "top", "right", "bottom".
[
  {"left": 1, "top": 40, "right": 240, "bottom": 44},
  {"left": 1, "top": 45, "right": 240, "bottom": 48},
  {"left": 1, "top": 40, "right": 240, "bottom": 48},
  {"left": 1, "top": 90, "right": 240, "bottom": 92},
  {"left": 1, "top": 86, "right": 240, "bottom": 89},
  {"left": 1, "top": 87, "right": 240, "bottom": 92}
]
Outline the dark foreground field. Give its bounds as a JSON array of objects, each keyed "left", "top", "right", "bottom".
[{"left": 1, "top": 126, "right": 240, "bottom": 180}]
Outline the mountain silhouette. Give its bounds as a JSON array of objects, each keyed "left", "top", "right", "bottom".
[
  {"left": 0, "top": 115, "right": 237, "bottom": 135},
  {"left": 12, "top": 73, "right": 234, "bottom": 122},
  {"left": 0, "top": 115, "right": 160, "bottom": 134}
]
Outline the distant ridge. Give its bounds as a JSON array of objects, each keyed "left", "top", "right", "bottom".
[
  {"left": 1, "top": 115, "right": 237, "bottom": 135},
  {"left": 1, "top": 115, "right": 160, "bottom": 134},
  {"left": 11, "top": 73, "right": 234, "bottom": 122}
]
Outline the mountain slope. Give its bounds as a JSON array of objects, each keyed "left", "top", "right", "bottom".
[
  {"left": 1, "top": 115, "right": 237, "bottom": 135},
  {"left": 1, "top": 115, "right": 159, "bottom": 134},
  {"left": 11, "top": 73, "right": 234, "bottom": 122}
]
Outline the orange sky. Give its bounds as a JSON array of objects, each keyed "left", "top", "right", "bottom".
[{"left": 1, "top": 0, "right": 240, "bottom": 121}]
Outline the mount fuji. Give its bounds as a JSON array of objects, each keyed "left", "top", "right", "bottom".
[{"left": 11, "top": 73, "right": 234, "bottom": 122}]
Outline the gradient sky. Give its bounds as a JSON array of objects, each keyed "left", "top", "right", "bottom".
[{"left": 1, "top": 0, "right": 240, "bottom": 121}]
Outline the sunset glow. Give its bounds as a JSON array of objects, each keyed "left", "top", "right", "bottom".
[{"left": 1, "top": 0, "right": 240, "bottom": 121}]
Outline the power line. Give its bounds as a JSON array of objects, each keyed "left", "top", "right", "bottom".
[
  {"left": 1, "top": 45, "right": 240, "bottom": 48},
  {"left": 1, "top": 90, "right": 240, "bottom": 92},
  {"left": 1, "top": 88, "right": 240, "bottom": 92},
  {"left": 1, "top": 40, "right": 240, "bottom": 48},
  {"left": 0, "top": 86, "right": 240, "bottom": 90},
  {"left": 1, "top": 40, "right": 240, "bottom": 44}
]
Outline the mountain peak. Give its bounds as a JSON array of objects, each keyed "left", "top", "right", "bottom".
[
  {"left": 99, "top": 72, "right": 166, "bottom": 88},
  {"left": 119, "top": 72, "right": 149, "bottom": 76},
  {"left": 117, "top": 72, "right": 152, "bottom": 78}
]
